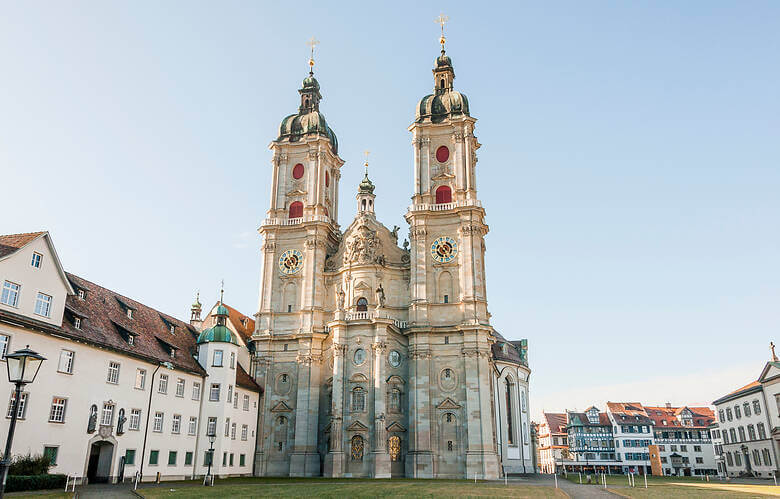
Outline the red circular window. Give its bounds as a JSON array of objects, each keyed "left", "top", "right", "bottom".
[
  {"left": 325, "top": 171, "right": 330, "bottom": 187},
  {"left": 292, "top": 163, "right": 304, "bottom": 179},
  {"left": 436, "top": 146, "right": 449, "bottom": 163}
]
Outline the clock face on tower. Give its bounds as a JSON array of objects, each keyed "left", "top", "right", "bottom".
[
  {"left": 278, "top": 249, "right": 303, "bottom": 275},
  {"left": 430, "top": 236, "right": 458, "bottom": 263}
]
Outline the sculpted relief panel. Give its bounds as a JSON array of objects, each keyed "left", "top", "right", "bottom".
[{"left": 344, "top": 225, "right": 384, "bottom": 265}]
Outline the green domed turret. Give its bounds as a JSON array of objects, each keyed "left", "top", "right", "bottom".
[
  {"left": 196, "top": 325, "right": 238, "bottom": 345},
  {"left": 276, "top": 73, "right": 338, "bottom": 154},
  {"left": 415, "top": 48, "right": 470, "bottom": 124}
]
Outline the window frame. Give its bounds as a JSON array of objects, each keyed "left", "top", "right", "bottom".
[
  {"left": 48, "top": 397, "right": 67, "bottom": 423},
  {"left": 57, "top": 350, "right": 74, "bottom": 374},
  {"left": 1, "top": 281, "right": 21, "bottom": 308},
  {"left": 153, "top": 411, "right": 164, "bottom": 432},
  {"left": 31, "top": 252, "right": 42, "bottom": 268},
  {"left": 34, "top": 292, "right": 53, "bottom": 317},
  {"left": 129, "top": 408, "right": 141, "bottom": 431},
  {"left": 107, "top": 361, "right": 120, "bottom": 384}
]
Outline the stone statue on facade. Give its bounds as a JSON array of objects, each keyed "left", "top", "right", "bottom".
[
  {"left": 375, "top": 283, "right": 386, "bottom": 308},
  {"left": 390, "top": 225, "right": 399, "bottom": 243},
  {"left": 336, "top": 284, "right": 345, "bottom": 310}
]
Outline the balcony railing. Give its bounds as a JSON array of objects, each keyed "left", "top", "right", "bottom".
[
  {"left": 407, "top": 199, "right": 482, "bottom": 213},
  {"left": 342, "top": 311, "right": 408, "bottom": 329},
  {"left": 262, "top": 215, "right": 331, "bottom": 226}
]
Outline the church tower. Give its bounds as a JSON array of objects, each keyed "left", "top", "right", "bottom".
[
  {"left": 253, "top": 47, "right": 343, "bottom": 476},
  {"left": 403, "top": 26, "right": 499, "bottom": 479}
]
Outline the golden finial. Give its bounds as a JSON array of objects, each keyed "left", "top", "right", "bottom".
[
  {"left": 435, "top": 13, "right": 449, "bottom": 51},
  {"left": 307, "top": 36, "right": 320, "bottom": 75},
  {"left": 363, "top": 150, "right": 370, "bottom": 175}
]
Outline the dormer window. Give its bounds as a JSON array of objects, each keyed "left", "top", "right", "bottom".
[
  {"left": 128, "top": 335, "right": 134, "bottom": 346},
  {"left": 78, "top": 289, "right": 85, "bottom": 300},
  {"left": 31, "top": 252, "right": 42, "bottom": 268},
  {"left": 74, "top": 317, "right": 81, "bottom": 329},
  {"left": 170, "top": 324, "right": 175, "bottom": 334},
  {"left": 126, "top": 309, "right": 133, "bottom": 319}
]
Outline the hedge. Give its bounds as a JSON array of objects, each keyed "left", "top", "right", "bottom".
[{"left": 4, "top": 474, "right": 67, "bottom": 493}]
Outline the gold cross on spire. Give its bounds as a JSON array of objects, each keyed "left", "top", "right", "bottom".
[
  {"left": 307, "top": 36, "right": 320, "bottom": 75},
  {"left": 363, "top": 150, "right": 370, "bottom": 174},
  {"left": 435, "top": 13, "right": 449, "bottom": 50}
]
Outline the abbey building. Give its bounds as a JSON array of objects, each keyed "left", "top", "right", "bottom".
[{"left": 250, "top": 41, "right": 532, "bottom": 478}]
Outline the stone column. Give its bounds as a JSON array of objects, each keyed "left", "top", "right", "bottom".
[
  {"left": 371, "top": 336, "right": 390, "bottom": 478},
  {"left": 462, "top": 333, "right": 499, "bottom": 479},
  {"left": 406, "top": 337, "right": 433, "bottom": 477},
  {"left": 324, "top": 340, "right": 346, "bottom": 477},
  {"left": 289, "top": 347, "right": 322, "bottom": 476}
]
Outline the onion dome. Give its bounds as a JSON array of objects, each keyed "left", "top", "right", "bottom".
[
  {"left": 191, "top": 292, "right": 201, "bottom": 311},
  {"left": 415, "top": 49, "right": 470, "bottom": 124},
  {"left": 197, "top": 287, "right": 237, "bottom": 345},
  {"left": 358, "top": 170, "right": 375, "bottom": 194},
  {"left": 196, "top": 324, "right": 238, "bottom": 345},
  {"left": 276, "top": 74, "right": 338, "bottom": 154}
]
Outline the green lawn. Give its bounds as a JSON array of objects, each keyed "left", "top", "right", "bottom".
[
  {"left": 564, "top": 473, "right": 733, "bottom": 486},
  {"left": 138, "top": 479, "right": 564, "bottom": 498}
]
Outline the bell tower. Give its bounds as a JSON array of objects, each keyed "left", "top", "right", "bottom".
[
  {"left": 403, "top": 18, "right": 499, "bottom": 480},
  {"left": 253, "top": 42, "right": 342, "bottom": 477}
]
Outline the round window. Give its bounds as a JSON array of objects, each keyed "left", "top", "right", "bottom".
[
  {"left": 292, "top": 163, "right": 305, "bottom": 179},
  {"left": 353, "top": 348, "right": 366, "bottom": 366},
  {"left": 436, "top": 146, "right": 449, "bottom": 163}
]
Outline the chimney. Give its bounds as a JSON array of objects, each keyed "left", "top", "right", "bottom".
[{"left": 665, "top": 402, "right": 672, "bottom": 409}]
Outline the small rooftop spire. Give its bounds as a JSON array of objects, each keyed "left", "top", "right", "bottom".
[
  {"left": 772, "top": 341, "right": 778, "bottom": 362},
  {"left": 219, "top": 279, "right": 224, "bottom": 305},
  {"left": 307, "top": 36, "right": 320, "bottom": 76},
  {"left": 435, "top": 13, "right": 449, "bottom": 53}
]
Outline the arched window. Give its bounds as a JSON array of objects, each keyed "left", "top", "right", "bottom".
[
  {"left": 288, "top": 201, "right": 303, "bottom": 219},
  {"left": 352, "top": 387, "right": 365, "bottom": 412},
  {"left": 505, "top": 379, "right": 514, "bottom": 445},
  {"left": 521, "top": 391, "right": 527, "bottom": 412},
  {"left": 440, "top": 78, "right": 445, "bottom": 89},
  {"left": 438, "top": 271, "right": 453, "bottom": 304},
  {"left": 361, "top": 199, "right": 366, "bottom": 210},
  {"left": 292, "top": 163, "right": 304, "bottom": 179},
  {"left": 356, "top": 297, "right": 368, "bottom": 312},
  {"left": 283, "top": 283, "right": 297, "bottom": 313},
  {"left": 754, "top": 400, "right": 762, "bottom": 414},
  {"left": 351, "top": 435, "right": 364, "bottom": 461},
  {"left": 435, "top": 185, "right": 452, "bottom": 204}
]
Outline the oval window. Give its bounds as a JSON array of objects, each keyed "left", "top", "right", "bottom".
[
  {"left": 325, "top": 171, "right": 330, "bottom": 187},
  {"left": 292, "top": 163, "right": 304, "bottom": 179},
  {"left": 436, "top": 146, "right": 449, "bottom": 163}
]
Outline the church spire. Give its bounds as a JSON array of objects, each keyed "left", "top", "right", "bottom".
[
  {"left": 357, "top": 150, "right": 376, "bottom": 215},
  {"left": 433, "top": 13, "right": 455, "bottom": 94}
]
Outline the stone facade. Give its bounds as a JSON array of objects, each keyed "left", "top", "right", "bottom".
[{"left": 251, "top": 44, "right": 532, "bottom": 478}]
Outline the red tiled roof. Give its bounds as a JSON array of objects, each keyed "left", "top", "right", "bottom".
[
  {"left": 236, "top": 363, "right": 262, "bottom": 393},
  {"left": 0, "top": 232, "right": 46, "bottom": 258},
  {"left": 543, "top": 413, "right": 567, "bottom": 434},
  {"left": 607, "top": 402, "right": 654, "bottom": 424},
  {"left": 644, "top": 405, "right": 715, "bottom": 429},
  {"left": 64, "top": 273, "right": 205, "bottom": 375},
  {"left": 224, "top": 303, "right": 255, "bottom": 344},
  {"left": 727, "top": 380, "right": 760, "bottom": 397}
]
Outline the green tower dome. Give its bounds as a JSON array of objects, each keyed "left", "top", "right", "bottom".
[{"left": 196, "top": 325, "right": 238, "bottom": 345}]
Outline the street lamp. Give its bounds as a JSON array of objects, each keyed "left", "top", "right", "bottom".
[
  {"left": 0, "top": 346, "right": 46, "bottom": 498},
  {"left": 139, "top": 361, "right": 174, "bottom": 485},
  {"left": 205, "top": 432, "right": 216, "bottom": 486}
]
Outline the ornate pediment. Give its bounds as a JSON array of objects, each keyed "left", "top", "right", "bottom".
[
  {"left": 350, "top": 373, "right": 369, "bottom": 383},
  {"left": 386, "top": 375, "right": 405, "bottom": 385},
  {"left": 343, "top": 224, "right": 384, "bottom": 265},
  {"left": 437, "top": 397, "right": 462, "bottom": 410},
  {"left": 346, "top": 420, "right": 369, "bottom": 431},
  {"left": 386, "top": 421, "right": 407, "bottom": 432},
  {"left": 270, "top": 401, "right": 293, "bottom": 412},
  {"left": 354, "top": 280, "right": 372, "bottom": 291}
]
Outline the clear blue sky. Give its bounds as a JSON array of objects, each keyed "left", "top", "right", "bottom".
[{"left": 2, "top": 1, "right": 778, "bottom": 419}]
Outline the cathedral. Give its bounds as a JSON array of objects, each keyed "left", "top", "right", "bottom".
[{"left": 250, "top": 34, "right": 532, "bottom": 479}]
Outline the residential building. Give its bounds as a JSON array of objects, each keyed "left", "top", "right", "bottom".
[
  {"left": 644, "top": 404, "right": 716, "bottom": 476},
  {"left": 710, "top": 421, "right": 725, "bottom": 476},
  {"left": 0, "top": 231, "right": 261, "bottom": 483},
  {"left": 561, "top": 406, "right": 620, "bottom": 473},
  {"left": 606, "top": 402, "right": 655, "bottom": 474},
  {"left": 538, "top": 413, "right": 567, "bottom": 473}
]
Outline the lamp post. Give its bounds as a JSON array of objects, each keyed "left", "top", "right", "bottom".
[
  {"left": 0, "top": 346, "right": 46, "bottom": 498},
  {"left": 138, "top": 361, "right": 174, "bottom": 485},
  {"left": 205, "top": 432, "right": 216, "bottom": 486}
]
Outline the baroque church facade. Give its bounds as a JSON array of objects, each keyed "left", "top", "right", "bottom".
[{"left": 250, "top": 40, "right": 532, "bottom": 479}]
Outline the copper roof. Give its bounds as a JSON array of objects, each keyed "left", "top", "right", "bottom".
[{"left": 0, "top": 232, "right": 46, "bottom": 258}]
